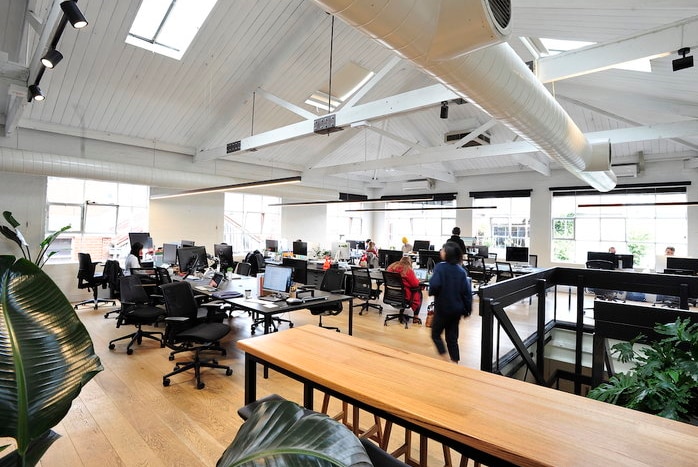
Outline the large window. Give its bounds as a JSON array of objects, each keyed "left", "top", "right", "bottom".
[
  {"left": 224, "top": 193, "right": 281, "bottom": 253},
  {"left": 45, "top": 177, "right": 149, "bottom": 262},
  {"left": 327, "top": 203, "right": 365, "bottom": 242},
  {"left": 550, "top": 186, "right": 688, "bottom": 268},
  {"left": 471, "top": 191, "right": 531, "bottom": 258},
  {"left": 383, "top": 200, "right": 456, "bottom": 249}
]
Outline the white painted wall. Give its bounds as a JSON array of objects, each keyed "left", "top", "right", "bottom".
[{"left": 149, "top": 192, "right": 225, "bottom": 250}]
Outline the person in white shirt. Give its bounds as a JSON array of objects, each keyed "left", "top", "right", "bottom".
[
  {"left": 123, "top": 242, "right": 142, "bottom": 276},
  {"left": 401, "top": 237, "right": 413, "bottom": 253}
]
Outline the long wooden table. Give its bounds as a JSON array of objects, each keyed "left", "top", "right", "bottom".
[{"left": 237, "top": 325, "right": 698, "bottom": 467}]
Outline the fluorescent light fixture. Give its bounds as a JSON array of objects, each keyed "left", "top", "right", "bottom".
[
  {"left": 270, "top": 194, "right": 445, "bottom": 207},
  {"left": 150, "top": 176, "right": 301, "bottom": 200},
  {"left": 578, "top": 201, "right": 698, "bottom": 208},
  {"left": 346, "top": 206, "right": 496, "bottom": 212},
  {"left": 28, "top": 84, "right": 45, "bottom": 102},
  {"left": 41, "top": 49, "right": 63, "bottom": 68},
  {"left": 126, "top": 0, "right": 218, "bottom": 60},
  {"left": 60, "top": 1, "right": 88, "bottom": 29}
]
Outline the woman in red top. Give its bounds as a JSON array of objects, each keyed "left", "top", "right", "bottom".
[{"left": 386, "top": 256, "right": 423, "bottom": 320}]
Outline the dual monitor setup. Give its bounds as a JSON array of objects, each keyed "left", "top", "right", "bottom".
[
  {"left": 587, "top": 251, "right": 634, "bottom": 269},
  {"left": 264, "top": 239, "right": 307, "bottom": 257}
]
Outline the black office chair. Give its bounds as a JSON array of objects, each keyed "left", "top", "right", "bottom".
[
  {"left": 235, "top": 262, "right": 252, "bottom": 276},
  {"left": 351, "top": 267, "right": 382, "bottom": 315},
  {"left": 382, "top": 270, "right": 420, "bottom": 328},
  {"left": 307, "top": 269, "right": 346, "bottom": 332},
  {"left": 108, "top": 276, "right": 166, "bottom": 355},
  {"left": 160, "top": 281, "right": 232, "bottom": 389},
  {"left": 466, "top": 255, "right": 492, "bottom": 288},
  {"left": 528, "top": 254, "right": 538, "bottom": 267},
  {"left": 495, "top": 262, "right": 514, "bottom": 282},
  {"left": 74, "top": 252, "right": 116, "bottom": 310},
  {"left": 102, "top": 259, "right": 123, "bottom": 318}
]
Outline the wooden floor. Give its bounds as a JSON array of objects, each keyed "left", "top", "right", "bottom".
[{"left": 0, "top": 292, "right": 492, "bottom": 466}]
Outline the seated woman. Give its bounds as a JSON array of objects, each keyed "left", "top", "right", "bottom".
[
  {"left": 386, "top": 256, "right": 423, "bottom": 320},
  {"left": 123, "top": 242, "right": 142, "bottom": 276}
]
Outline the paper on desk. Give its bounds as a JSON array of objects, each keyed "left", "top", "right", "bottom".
[{"left": 263, "top": 304, "right": 278, "bottom": 308}]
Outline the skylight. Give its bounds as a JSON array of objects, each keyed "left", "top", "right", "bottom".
[
  {"left": 305, "top": 62, "right": 375, "bottom": 112},
  {"left": 126, "top": 0, "right": 218, "bottom": 60},
  {"left": 539, "top": 38, "right": 654, "bottom": 73}
]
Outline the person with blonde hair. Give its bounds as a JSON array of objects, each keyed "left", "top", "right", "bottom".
[
  {"left": 386, "top": 256, "right": 423, "bottom": 320},
  {"left": 401, "top": 236, "right": 413, "bottom": 253}
]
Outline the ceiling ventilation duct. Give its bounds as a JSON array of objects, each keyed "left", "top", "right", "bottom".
[{"left": 312, "top": 0, "right": 616, "bottom": 192}]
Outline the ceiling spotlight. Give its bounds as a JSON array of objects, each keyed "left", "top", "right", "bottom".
[
  {"left": 440, "top": 101, "right": 449, "bottom": 119},
  {"left": 41, "top": 49, "right": 63, "bottom": 68},
  {"left": 28, "top": 84, "right": 45, "bottom": 102},
  {"left": 672, "top": 47, "right": 693, "bottom": 72},
  {"left": 60, "top": 1, "right": 88, "bottom": 29}
]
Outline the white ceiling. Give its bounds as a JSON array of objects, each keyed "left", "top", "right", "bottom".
[{"left": 2, "top": 0, "right": 698, "bottom": 195}]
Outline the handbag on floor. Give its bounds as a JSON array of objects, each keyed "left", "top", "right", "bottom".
[{"left": 425, "top": 302, "right": 435, "bottom": 327}]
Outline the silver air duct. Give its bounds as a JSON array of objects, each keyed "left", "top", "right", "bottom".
[{"left": 313, "top": 0, "right": 616, "bottom": 191}]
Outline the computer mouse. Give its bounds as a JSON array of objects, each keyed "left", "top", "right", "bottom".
[{"left": 286, "top": 298, "right": 302, "bottom": 304}]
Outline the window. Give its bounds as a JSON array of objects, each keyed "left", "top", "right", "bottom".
[
  {"left": 327, "top": 203, "right": 365, "bottom": 241},
  {"left": 126, "top": 0, "right": 218, "bottom": 60},
  {"left": 471, "top": 191, "right": 531, "bottom": 258},
  {"left": 224, "top": 193, "right": 281, "bottom": 254},
  {"left": 45, "top": 177, "right": 149, "bottom": 263},
  {"left": 383, "top": 200, "right": 456, "bottom": 249},
  {"left": 550, "top": 186, "right": 688, "bottom": 267}
]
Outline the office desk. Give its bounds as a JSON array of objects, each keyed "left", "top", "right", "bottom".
[
  {"left": 238, "top": 325, "right": 698, "bottom": 467},
  {"left": 227, "top": 292, "right": 354, "bottom": 335},
  {"left": 512, "top": 266, "right": 545, "bottom": 276}
]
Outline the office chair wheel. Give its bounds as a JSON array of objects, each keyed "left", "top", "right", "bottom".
[
  {"left": 103, "top": 312, "right": 109, "bottom": 318},
  {"left": 108, "top": 343, "right": 115, "bottom": 350},
  {"left": 163, "top": 378, "right": 170, "bottom": 387},
  {"left": 169, "top": 354, "right": 175, "bottom": 361},
  {"left": 383, "top": 320, "right": 388, "bottom": 326},
  {"left": 197, "top": 382, "right": 205, "bottom": 390},
  {"left": 289, "top": 323, "right": 294, "bottom": 328},
  {"left": 160, "top": 341, "right": 166, "bottom": 348},
  {"left": 126, "top": 348, "right": 134, "bottom": 355},
  {"left": 335, "top": 329, "right": 340, "bottom": 333},
  {"left": 212, "top": 359, "right": 218, "bottom": 365},
  {"left": 226, "top": 369, "right": 233, "bottom": 376}
]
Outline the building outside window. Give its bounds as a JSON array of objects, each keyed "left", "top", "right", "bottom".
[
  {"left": 471, "top": 191, "right": 531, "bottom": 259},
  {"left": 327, "top": 202, "right": 365, "bottom": 243},
  {"left": 383, "top": 200, "right": 456, "bottom": 250},
  {"left": 224, "top": 193, "right": 281, "bottom": 253},
  {"left": 45, "top": 177, "right": 149, "bottom": 262},
  {"left": 550, "top": 185, "right": 688, "bottom": 268}
]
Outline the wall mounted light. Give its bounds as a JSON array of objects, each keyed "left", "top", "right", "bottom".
[
  {"left": 440, "top": 101, "right": 449, "bottom": 119},
  {"left": 60, "top": 0, "right": 88, "bottom": 29},
  {"left": 150, "top": 176, "right": 302, "bottom": 200},
  {"left": 41, "top": 49, "right": 63, "bottom": 68},
  {"left": 672, "top": 47, "right": 693, "bottom": 72},
  {"left": 28, "top": 84, "right": 45, "bottom": 102}
]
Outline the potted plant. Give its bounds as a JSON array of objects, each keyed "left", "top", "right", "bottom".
[
  {"left": 0, "top": 211, "right": 70, "bottom": 269},
  {"left": 0, "top": 256, "right": 103, "bottom": 466},
  {"left": 217, "top": 399, "right": 371, "bottom": 466},
  {"left": 588, "top": 318, "right": 698, "bottom": 423}
]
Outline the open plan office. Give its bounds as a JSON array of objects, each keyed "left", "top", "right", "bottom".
[{"left": 2, "top": 0, "right": 698, "bottom": 466}]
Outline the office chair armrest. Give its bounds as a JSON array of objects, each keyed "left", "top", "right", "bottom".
[
  {"left": 329, "top": 289, "right": 345, "bottom": 294},
  {"left": 120, "top": 300, "right": 137, "bottom": 306},
  {"left": 297, "top": 285, "right": 316, "bottom": 291},
  {"left": 165, "top": 317, "right": 189, "bottom": 322},
  {"left": 201, "top": 301, "right": 228, "bottom": 308}
]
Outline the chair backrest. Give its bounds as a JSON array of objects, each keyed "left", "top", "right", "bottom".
[
  {"left": 528, "top": 254, "right": 538, "bottom": 267},
  {"left": 119, "top": 275, "right": 151, "bottom": 304},
  {"left": 77, "top": 253, "right": 96, "bottom": 280},
  {"left": 244, "top": 251, "right": 265, "bottom": 276},
  {"left": 381, "top": 270, "right": 407, "bottom": 308},
  {"left": 155, "top": 267, "right": 172, "bottom": 286},
  {"left": 586, "top": 260, "right": 615, "bottom": 270},
  {"left": 487, "top": 252, "right": 498, "bottom": 263},
  {"left": 236, "top": 262, "right": 252, "bottom": 276},
  {"left": 102, "top": 260, "right": 123, "bottom": 296},
  {"left": 495, "top": 261, "right": 513, "bottom": 280},
  {"left": 320, "top": 268, "right": 345, "bottom": 293},
  {"left": 351, "top": 267, "right": 373, "bottom": 297},
  {"left": 160, "top": 282, "right": 200, "bottom": 342}
]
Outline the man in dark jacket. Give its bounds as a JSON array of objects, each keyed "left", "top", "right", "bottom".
[{"left": 447, "top": 227, "right": 467, "bottom": 255}]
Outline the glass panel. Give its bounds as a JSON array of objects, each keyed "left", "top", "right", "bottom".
[
  {"left": 46, "top": 177, "right": 83, "bottom": 203},
  {"left": 84, "top": 204, "right": 118, "bottom": 234},
  {"left": 47, "top": 204, "right": 82, "bottom": 232},
  {"left": 84, "top": 180, "right": 117, "bottom": 204}
]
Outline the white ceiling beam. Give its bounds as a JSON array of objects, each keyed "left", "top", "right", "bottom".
[
  {"left": 684, "top": 158, "right": 698, "bottom": 169},
  {"left": 255, "top": 88, "right": 318, "bottom": 121},
  {"left": 339, "top": 55, "right": 401, "bottom": 110},
  {"left": 452, "top": 119, "right": 498, "bottom": 147},
  {"left": 513, "top": 153, "right": 551, "bottom": 176},
  {"left": 26, "top": 10, "right": 42, "bottom": 33},
  {"left": 306, "top": 119, "right": 698, "bottom": 176},
  {"left": 197, "top": 84, "right": 459, "bottom": 162},
  {"left": 535, "top": 15, "right": 698, "bottom": 83},
  {"left": 0, "top": 53, "right": 29, "bottom": 88},
  {"left": 305, "top": 127, "right": 359, "bottom": 169},
  {"left": 362, "top": 124, "right": 427, "bottom": 152},
  {"left": 397, "top": 165, "right": 456, "bottom": 184}
]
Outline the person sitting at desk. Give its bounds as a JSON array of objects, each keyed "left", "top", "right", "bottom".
[
  {"left": 401, "top": 237, "right": 413, "bottom": 253},
  {"left": 123, "top": 242, "right": 142, "bottom": 276},
  {"left": 386, "top": 256, "right": 423, "bottom": 321},
  {"left": 608, "top": 246, "right": 616, "bottom": 254},
  {"left": 665, "top": 246, "right": 675, "bottom": 256},
  {"left": 365, "top": 241, "right": 377, "bottom": 255}
]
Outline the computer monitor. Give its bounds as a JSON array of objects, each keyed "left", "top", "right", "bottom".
[
  {"left": 293, "top": 241, "right": 307, "bottom": 257},
  {"left": 505, "top": 246, "right": 529, "bottom": 263},
  {"left": 265, "top": 239, "right": 279, "bottom": 252},
  {"left": 616, "top": 254, "right": 634, "bottom": 269},
  {"left": 282, "top": 257, "right": 308, "bottom": 284},
  {"left": 162, "top": 243, "right": 179, "bottom": 264},
  {"left": 412, "top": 240, "right": 430, "bottom": 252},
  {"left": 347, "top": 240, "right": 358, "bottom": 249},
  {"left": 177, "top": 246, "right": 208, "bottom": 273},
  {"left": 667, "top": 257, "right": 698, "bottom": 274},
  {"left": 262, "top": 265, "right": 293, "bottom": 295},
  {"left": 128, "top": 232, "right": 152, "bottom": 250},
  {"left": 587, "top": 251, "right": 616, "bottom": 266},
  {"left": 461, "top": 236, "right": 476, "bottom": 246},
  {"left": 471, "top": 245, "right": 488, "bottom": 257},
  {"left": 418, "top": 250, "right": 441, "bottom": 269},
  {"left": 378, "top": 249, "right": 403, "bottom": 269},
  {"left": 214, "top": 243, "right": 234, "bottom": 271},
  {"left": 180, "top": 240, "right": 195, "bottom": 247},
  {"left": 356, "top": 241, "right": 366, "bottom": 250}
]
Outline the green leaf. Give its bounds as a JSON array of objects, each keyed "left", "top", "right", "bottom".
[
  {"left": 0, "top": 256, "right": 103, "bottom": 458},
  {"left": 217, "top": 400, "right": 372, "bottom": 467},
  {"left": 2, "top": 212, "right": 19, "bottom": 229}
]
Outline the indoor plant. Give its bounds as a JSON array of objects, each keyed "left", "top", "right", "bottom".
[
  {"left": 0, "top": 211, "right": 70, "bottom": 269},
  {"left": 217, "top": 399, "right": 372, "bottom": 466},
  {"left": 588, "top": 318, "right": 698, "bottom": 422},
  {"left": 0, "top": 256, "right": 103, "bottom": 466}
]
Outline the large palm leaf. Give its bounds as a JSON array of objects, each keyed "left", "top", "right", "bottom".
[
  {"left": 217, "top": 400, "right": 372, "bottom": 467},
  {"left": 0, "top": 256, "right": 103, "bottom": 461}
]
